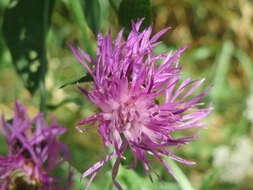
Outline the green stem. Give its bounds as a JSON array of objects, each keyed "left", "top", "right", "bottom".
[
  {"left": 39, "top": 77, "right": 46, "bottom": 112},
  {"left": 39, "top": 0, "right": 49, "bottom": 112},
  {"left": 166, "top": 158, "right": 195, "bottom": 190}
]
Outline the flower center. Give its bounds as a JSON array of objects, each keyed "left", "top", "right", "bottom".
[
  {"left": 103, "top": 96, "right": 155, "bottom": 142},
  {"left": 8, "top": 170, "right": 40, "bottom": 190}
]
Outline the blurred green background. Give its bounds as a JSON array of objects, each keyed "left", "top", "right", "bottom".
[{"left": 0, "top": 0, "right": 253, "bottom": 190}]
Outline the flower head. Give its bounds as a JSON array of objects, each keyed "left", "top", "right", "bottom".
[
  {"left": 70, "top": 19, "right": 211, "bottom": 189},
  {"left": 0, "top": 101, "right": 72, "bottom": 190}
]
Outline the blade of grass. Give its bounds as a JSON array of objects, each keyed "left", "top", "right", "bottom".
[
  {"left": 199, "top": 169, "right": 218, "bottom": 190},
  {"left": 210, "top": 40, "right": 234, "bottom": 102},
  {"left": 67, "top": 0, "right": 95, "bottom": 58},
  {"left": 39, "top": 0, "right": 50, "bottom": 112}
]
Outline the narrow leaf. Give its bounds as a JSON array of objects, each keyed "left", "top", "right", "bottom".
[
  {"left": 109, "top": 0, "right": 122, "bottom": 12},
  {"left": 67, "top": 0, "right": 95, "bottom": 57},
  {"left": 59, "top": 74, "right": 93, "bottom": 89},
  {"left": 199, "top": 169, "right": 218, "bottom": 190},
  {"left": 210, "top": 40, "right": 234, "bottom": 101},
  {"left": 82, "top": 0, "right": 101, "bottom": 35}
]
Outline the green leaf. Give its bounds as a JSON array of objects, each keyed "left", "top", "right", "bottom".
[
  {"left": 82, "top": 0, "right": 101, "bottom": 35},
  {"left": 67, "top": 0, "right": 95, "bottom": 58},
  {"left": 59, "top": 73, "right": 93, "bottom": 89},
  {"left": 118, "top": 0, "right": 152, "bottom": 36},
  {"left": 2, "top": 0, "right": 55, "bottom": 94},
  {"left": 116, "top": 163, "right": 180, "bottom": 190},
  {"left": 199, "top": 169, "right": 218, "bottom": 190},
  {"left": 109, "top": 0, "right": 122, "bottom": 12},
  {"left": 188, "top": 46, "right": 212, "bottom": 61},
  {"left": 210, "top": 40, "right": 234, "bottom": 102}
]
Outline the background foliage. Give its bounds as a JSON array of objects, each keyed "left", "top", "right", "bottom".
[{"left": 0, "top": 0, "right": 253, "bottom": 189}]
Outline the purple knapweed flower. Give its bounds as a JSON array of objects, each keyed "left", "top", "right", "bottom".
[
  {"left": 70, "top": 19, "right": 211, "bottom": 189},
  {"left": 0, "top": 101, "right": 72, "bottom": 190}
]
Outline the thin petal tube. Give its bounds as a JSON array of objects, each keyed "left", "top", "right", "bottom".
[
  {"left": 150, "top": 27, "right": 171, "bottom": 43},
  {"left": 68, "top": 42, "right": 94, "bottom": 77},
  {"left": 84, "top": 172, "right": 98, "bottom": 190},
  {"left": 77, "top": 114, "right": 100, "bottom": 125},
  {"left": 153, "top": 152, "right": 178, "bottom": 181},
  {"left": 112, "top": 157, "right": 123, "bottom": 190},
  {"left": 81, "top": 153, "right": 114, "bottom": 179}
]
